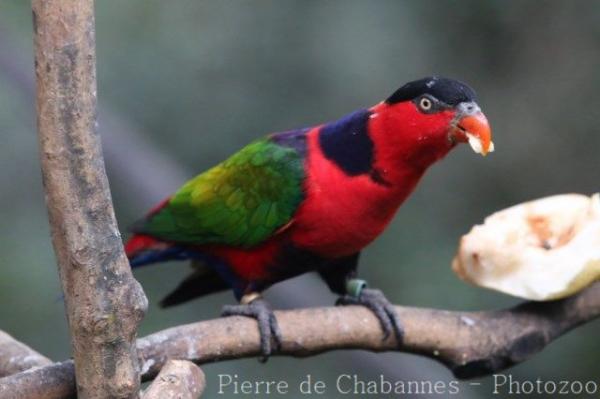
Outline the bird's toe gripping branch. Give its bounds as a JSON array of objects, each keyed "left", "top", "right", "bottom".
[
  {"left": 221, "top": 293, "right": 283, "bottom": 362},
  {"left": 337, "top": 280, "right": 404, "bottom": 346}
]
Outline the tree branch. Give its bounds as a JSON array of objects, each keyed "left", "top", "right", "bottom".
[
  {"left": 0, "top": 331, "right": 51, "bottom": 378},
  {"left": 0, "top": 361, "right": 75, "bottom": 399},
  {"left": 31, "top": 1, "right": 147, "bottom": 398},
  {"left": 1, "top": 281, "right": 598, "bottom": 399},
  {"left": 141, "top": 360, "right": 205, "bottom": 399}
]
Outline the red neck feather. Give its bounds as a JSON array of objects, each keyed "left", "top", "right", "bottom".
[{"left": 368, "top": 101, "right": 456, "bottom": 181}]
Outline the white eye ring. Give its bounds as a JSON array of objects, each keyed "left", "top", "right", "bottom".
[{"left": 419, "top": 97, "right": 433, "bottom": 111}]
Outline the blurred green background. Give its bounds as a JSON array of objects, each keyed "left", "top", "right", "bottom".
[{"left": 1, "top": 1, "right": 599, "bottom": 397}]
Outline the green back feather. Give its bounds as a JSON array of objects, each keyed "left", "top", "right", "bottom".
[{"left": 136, "top": 138, "right": 304, "bottom": 248}]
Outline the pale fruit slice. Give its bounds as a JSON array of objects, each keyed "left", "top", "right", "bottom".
[{"left": 452, "top": 193, "right": 600, "bottom": 301}]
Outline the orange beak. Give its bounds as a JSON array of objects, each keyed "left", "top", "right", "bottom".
[{"left": 454, "top": 111, "right": 494, "bottom": 156}]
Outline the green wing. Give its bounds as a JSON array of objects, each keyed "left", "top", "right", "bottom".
[{"left": 135, "top": 138, "right": 305, "bottom": 248}]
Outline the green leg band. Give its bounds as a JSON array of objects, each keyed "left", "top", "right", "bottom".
[{"left": 346, "top": 278, "right": 368, "bottom": 298}]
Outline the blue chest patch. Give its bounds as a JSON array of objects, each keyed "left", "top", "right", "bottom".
[{"left": 318, "top": 109, "right": 374, "bottom": 176}]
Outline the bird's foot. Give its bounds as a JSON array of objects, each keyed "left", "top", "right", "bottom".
[
  {"left": 336, "top": 279, "right": 404, "bottom": 346},
  {"left": 221, "top": 293, "right": 282, "bottom": 362}
]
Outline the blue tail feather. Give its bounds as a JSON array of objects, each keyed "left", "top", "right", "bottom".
[{"left": 129, "top": 246, "right": 190, "bottom": 268}]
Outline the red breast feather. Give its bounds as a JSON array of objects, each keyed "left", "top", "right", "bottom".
[{"left": 290, "top": 102, "right": 455, "bottom": 258}]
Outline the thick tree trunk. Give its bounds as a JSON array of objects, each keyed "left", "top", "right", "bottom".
[{"left": 31, "top": 1, "right": 148, "bottom": 398}]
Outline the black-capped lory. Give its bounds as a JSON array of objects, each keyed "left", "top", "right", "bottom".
[{"left": 125, "top": 77, "right": 494, "bottom": 359}]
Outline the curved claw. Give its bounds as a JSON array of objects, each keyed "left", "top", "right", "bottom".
[
  {"left": 337, "top": 288, "right": 404, "bottom": 346},
  {"left": 221, "top": 297, "right": 283, "bottom": 361}
]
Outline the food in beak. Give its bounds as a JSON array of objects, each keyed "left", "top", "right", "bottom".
[{"left": 457, "top": 113, "right": 494, "bottom": 156}]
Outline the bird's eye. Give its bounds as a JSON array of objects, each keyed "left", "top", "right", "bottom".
[{"left": 419, "top": 97, "right": 433, "bottom": 111}]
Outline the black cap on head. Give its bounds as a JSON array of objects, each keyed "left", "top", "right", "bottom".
[{"left": 386, "top": 76, "right": 476, "bottom": 106}]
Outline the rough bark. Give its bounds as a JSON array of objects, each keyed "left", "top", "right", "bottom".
[
  {"left": 0, "top": 331, "right": 52, "bottom": 378},
  {"left": 141, "top": 360, "right": 205, "bottom": 399},
  {"left": 31, "top": 1, "right": 148, "bottom": 398},
  {"left": 0, "top": 361, "right": 76, "bottom": 399},
  {"left": 1, "top": 281, "right": 598, "bottom": 399}
]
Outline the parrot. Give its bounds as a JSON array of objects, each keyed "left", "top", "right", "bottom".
[{"left": 125, "top": 76, "right": 493, "bottom": 359}]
